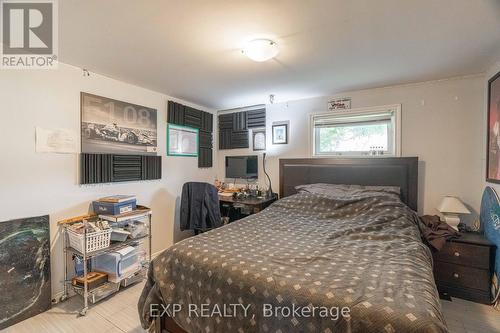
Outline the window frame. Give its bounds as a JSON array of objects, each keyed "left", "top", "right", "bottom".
[{"left": 309, "top": 104, "right": 401, "bottom": 157}]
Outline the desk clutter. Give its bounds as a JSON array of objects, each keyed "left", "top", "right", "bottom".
[
  {"left": 215, "top": 178, "right": 273, "bottom": 200},
  {"left": 58, "top": 195, "right": 151, "bottom": 316},
  {"left": 214, "top": 180, "right": 277, "bottom": 223}
]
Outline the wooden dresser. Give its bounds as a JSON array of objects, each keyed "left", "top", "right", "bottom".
[{"left": 433, "top": 232, "right": 496, "bottom": 304}]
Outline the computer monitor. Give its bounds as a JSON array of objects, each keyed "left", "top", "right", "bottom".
[{"left": 225, "top": 155, "right": 258, "bottom": 179}]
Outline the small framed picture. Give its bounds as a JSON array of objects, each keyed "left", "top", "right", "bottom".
[
  {"left": 167, "top": 124, "right": 199, "bottom": 157},
  {"left": 328, "top": 97, "right": 351, "bottom": 111},
  {"left": 272, "top": 123, "right": 288, "bottom": 145},
  {"left": 252, "top": 129, "right": 266, "bottom": 151}
]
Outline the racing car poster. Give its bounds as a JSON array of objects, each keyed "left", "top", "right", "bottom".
[{"left": 81, "top": 92, "right": 158, "bottom": 155}]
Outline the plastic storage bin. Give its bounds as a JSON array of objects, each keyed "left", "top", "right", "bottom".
[
  {"left": 73, "top": 255, "right": 92, "bottom": 276},
  {"left": 67, "top": 228, "right": 111, "bottom": 253},
  {"left": 91, "top": 246, "right": 140, "bottom": 282},
  {"left": 110, "top": 229, "right": 130, "bottom": 242},
  {"left": 120, "top": 268, "right": 145, "bottom": 287},
  {"left": 125, "top": 221, "right": 147, "bottom": 239},
  {"left": 92, "top": 199, "right": 137, "bottom": 215}
]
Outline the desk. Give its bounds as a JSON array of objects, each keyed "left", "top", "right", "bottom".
[{"left": 219, "top": 194, "right": 277, "bottom": 222}]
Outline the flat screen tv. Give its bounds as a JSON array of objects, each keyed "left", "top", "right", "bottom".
[{"left": 225, "top": 155, "right": 258, "bottom": 179}]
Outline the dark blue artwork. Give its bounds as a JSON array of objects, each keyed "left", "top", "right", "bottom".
[{"left": 0, "top": 215, "right": 51, "bottom": 330}]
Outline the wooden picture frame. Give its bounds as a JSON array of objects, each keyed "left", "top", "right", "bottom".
[
  {"left": 272, "top": 123, "right": 288, "bottom": 145},
  {"left": 487, "top": 70, "right": 500, "bottom": 183},
  {"left": 167, "top": 124, "right": 199, "bottom": 157}
]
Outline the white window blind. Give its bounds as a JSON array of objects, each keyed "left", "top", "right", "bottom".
[{"left": 311, "top": 105, "right": 401, "bottom": 157}]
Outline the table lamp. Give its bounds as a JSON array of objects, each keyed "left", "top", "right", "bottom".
[{"left": 437, "top": 196, "right": 471, "bottom": 230}]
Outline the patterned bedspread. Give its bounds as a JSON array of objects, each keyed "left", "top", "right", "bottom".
[{"left": 139, "top": 191, "right": 448, "bottom": 333}]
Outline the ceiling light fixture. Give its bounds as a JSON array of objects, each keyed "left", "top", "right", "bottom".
[{"left": 242, "top": 39, "right": 279, "bottom": 62}]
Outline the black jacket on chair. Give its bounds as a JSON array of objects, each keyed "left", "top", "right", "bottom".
[{"left": 180, "top": 182, "right": 222, "bottom": 232}]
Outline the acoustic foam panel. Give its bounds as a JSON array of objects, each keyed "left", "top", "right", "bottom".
[
  {"left": 168, "top": 101, "right": 214, "bottom": 167},
  {"left": 80, "top": 153, "right": 161, "bottom": 184}
]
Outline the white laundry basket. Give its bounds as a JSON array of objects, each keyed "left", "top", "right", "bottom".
[{"left": 67, "top": 228, "right": 111, "bottom": 253}]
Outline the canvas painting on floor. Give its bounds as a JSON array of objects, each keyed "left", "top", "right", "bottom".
[
  {"left": 81, "top": 92, "right": 158, "bottom": 155},
  {"left": 0, "top": 215, "right": 51, "bottom": 330},
  {"left": 487, "top": 71, "right": 500, "bottom": 183}
]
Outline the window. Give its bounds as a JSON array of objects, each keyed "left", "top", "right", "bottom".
[{"left": 311, "top": 105, "right": 401, "bottom": 157}]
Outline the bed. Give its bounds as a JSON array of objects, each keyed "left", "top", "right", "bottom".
[{"left": 139, "top": 157, "right": 448, "bottom": 333}]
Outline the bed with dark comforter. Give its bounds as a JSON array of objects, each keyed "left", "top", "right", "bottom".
[{"left": 139, "top": 186, "right": 448, "bottom": 332}]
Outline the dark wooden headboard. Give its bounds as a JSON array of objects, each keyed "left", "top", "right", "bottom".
[{"left": 279, "top": 157, "right": 418, "bottom": 211}]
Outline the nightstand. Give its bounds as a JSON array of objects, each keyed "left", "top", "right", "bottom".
[{"left": 433, "top": 232, "right": 496, "bottom": 304}]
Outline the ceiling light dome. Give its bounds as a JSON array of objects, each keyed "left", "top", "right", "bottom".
[{"left": 242, "top": 39, "right": 279, "bottom": 62}]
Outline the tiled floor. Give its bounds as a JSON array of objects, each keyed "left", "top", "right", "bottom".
[
  {"left": 441, "top": 297, "right": 500, "bottom": 333},
  {"left": 1, "top": 282, "right": 147, "bottom": 333},
  {"left": 2, "top": 282, "right": 499, "bottom": 333}
]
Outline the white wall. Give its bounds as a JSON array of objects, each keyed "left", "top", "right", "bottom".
[
  {"left": 484, "top": 60, "right": 500, "bottom": 193},
  {"left": 217, "top": 75, "right": 484, "bottom": 220},
  {"left": 0, "top": 63, "right": 217, "bottom": 299}
]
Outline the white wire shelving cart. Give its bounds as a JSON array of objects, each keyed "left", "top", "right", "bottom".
[{"left": 58, "top": 206, "right": 152, "bottom": 316}]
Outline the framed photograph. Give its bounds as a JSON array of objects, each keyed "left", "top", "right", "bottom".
[
  {"left": 167, "top": 124, "right": 199, "bottom": 157},
  {"left": 272, "top": 123, "right": 288, "bottom": 144},
  {"left": 81, "top": 92, "right": 157, "bottom": 155},
  {"left": 487, "top": 71, "right": 500, "bottom": 183},
  {"left": 252, "top": 129, "right": 266, "bottom": 151}
]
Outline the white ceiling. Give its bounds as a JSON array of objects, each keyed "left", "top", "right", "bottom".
[{"left": 60, "top": 0, "right": 500, "bottom": 109}]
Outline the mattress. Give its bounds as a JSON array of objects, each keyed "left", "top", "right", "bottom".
[{"left": 139, "top": 190, "right": 448, "bottom": 332}]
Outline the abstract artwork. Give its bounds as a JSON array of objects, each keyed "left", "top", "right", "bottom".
[
  {"left": 81, "top": 92, "right": 158, "bottom": 155},
  {"left": 487, "top": 70, "right": 500, "bottom": 183},
  {"left": 0, "top": 215, "right": 51, "bottom": 330}
]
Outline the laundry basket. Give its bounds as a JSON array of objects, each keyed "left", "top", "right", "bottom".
[{"left": 67, "top": 228, "right": 111, "bottom": 253}]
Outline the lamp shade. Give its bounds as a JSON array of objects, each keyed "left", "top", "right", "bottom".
[{"left": 437, "top": 196, "right": 471, "bottom": 214}]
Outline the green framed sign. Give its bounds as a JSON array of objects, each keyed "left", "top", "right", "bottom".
[{"left": 167, "top": 123, "right": 199, "bottom": 157}]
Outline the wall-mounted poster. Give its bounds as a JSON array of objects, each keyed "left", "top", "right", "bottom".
[
  {"left": 81, "top": 92, "right": 158, "bottom": 155},
  {"left": 35, "top": 127, "right": 78, "bottom": 153},
  {"left": 252, "top": 128, "right": 266, "bottom": 151},
  {"left": 167, "top": 124, "right": 199, "bottom": 157},
  {"left": 0, "top": 215, "right": 51, "bottom": 330},
  {"left": 487, "top": 71, "right": 500, "bottom": 183}
]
